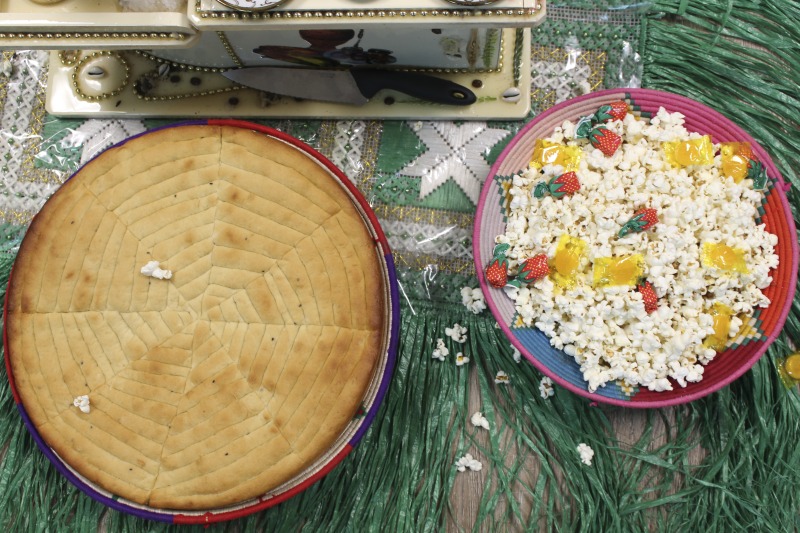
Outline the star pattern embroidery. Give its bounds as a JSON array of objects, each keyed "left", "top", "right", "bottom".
[{"left": 401, "top": 121, "right": 509, "bottom": 205}]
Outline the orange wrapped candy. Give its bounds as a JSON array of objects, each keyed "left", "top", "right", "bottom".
[
  {"left": 662, "top": 135, "right": 714, "bottom": 168},
  {"left": 720, "top": 142, "right": 754, "bottom": 183}
]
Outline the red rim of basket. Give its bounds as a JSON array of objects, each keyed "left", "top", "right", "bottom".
[{"left": 474, "top": 88, "right": 798, "bottom": 408}]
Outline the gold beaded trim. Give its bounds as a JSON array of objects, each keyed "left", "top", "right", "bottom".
[
  {"left": 216, "top": 31, "right": 244, "bottom": 68},
  {"left": 71, "top": 52, "right": 130, "bottom": 102},
  {"left": 130, "top": 51, "right": 245, "bottom": 102},
  {"left": 0, "top": 31, "right": 189, "bottom": 42},
  {"left": 58, "top": 50, "right": 81, "bottom": 67},
  {"left": 195, "top": 0, "right": 543, "bottom": 21}
]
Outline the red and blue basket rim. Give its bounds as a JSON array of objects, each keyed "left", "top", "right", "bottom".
[
  {"left": 2, "top": 119, "right": 400, "bottom": 524},
  {"left": 474, "top": 88, "right": 798, "bottom": 408}
]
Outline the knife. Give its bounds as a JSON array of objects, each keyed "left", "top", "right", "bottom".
[{"left": 222, "top": 67, "right": 477, "bottom": 106}]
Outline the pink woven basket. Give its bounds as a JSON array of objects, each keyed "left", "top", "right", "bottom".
[{"left": 474, "top": 88, "right": 798, "bottom": 407}]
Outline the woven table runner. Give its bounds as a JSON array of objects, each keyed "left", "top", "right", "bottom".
[{"left": 0, "top": 1, "right": 798, "bottom": 531}]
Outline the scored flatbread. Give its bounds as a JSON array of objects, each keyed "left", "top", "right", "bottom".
[{"left": 5, "top": 125, "right": 387, "bottom": 510}]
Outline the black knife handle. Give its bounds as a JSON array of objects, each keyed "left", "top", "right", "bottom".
[{"left": 351, "top": 70, "right": 477, "bottom": 106}]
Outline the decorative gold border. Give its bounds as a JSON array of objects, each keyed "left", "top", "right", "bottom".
[
  {"left": 0, "top": 31, "right": 189, "bottom": 42},
  {"left": 195, "top": 0, "right": 543, "bottom": 20}
]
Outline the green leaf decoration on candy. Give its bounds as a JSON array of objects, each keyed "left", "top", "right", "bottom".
[
  {"left": 619, "top": 208, "right": 659, "bottom": 238},
  {"left": 575, "top": 115, "right": 595, "bottom": 139},
  {"left": 747, "top": 160, "right": 768, "bottom": 190},
  {"left": 534, "top": 172, "right": 581, "bottom": 199}
]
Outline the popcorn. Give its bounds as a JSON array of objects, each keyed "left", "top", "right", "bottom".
[
  {"left": 432, "top": 338, "right": 449, "bottom": 361},
  {"left": 140, "top": 260, "right": 172, "bottom": 280},
  {"left": 539, "top": 376, "right": 555, "bottom": 399},
  {"left": 460, "top": 287, "right": 486, "bottom": 314},
  {"left": 445, "top": 323, "right": 467, "bottom": 343},
  {"left": 498, "top": 107, "right": 778, "bottom": 393},
  {"left": 73, "top": 395, "right": 90, "bottom": 414},
  {"left": 577, "top": 443, "right": 595, "bottom": 466},
  {"left": 511, "top": 344, "right": 521, "bottom": 363},
  {"left": 470, "top": 411, "right": 490, "bottom": 430},
  {"left": 455, "top": 352, "right": 470, "bottom": 366},
  {"left": 494, "top": 370, "right": 509, "bottom": 384},
  {"left": 455, "top": 453, "right": 483, "bottom": 472}
]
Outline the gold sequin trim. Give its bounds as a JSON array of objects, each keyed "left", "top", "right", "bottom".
[
  {"left": 393, "top": 250, "right": 473, "bottom": 275},
  {"left": 373, "top": 204, "right": 475, "bottom": 230}
]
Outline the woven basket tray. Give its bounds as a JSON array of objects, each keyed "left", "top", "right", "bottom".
[
  {"left": 474, "top": 88, "right": 798, "bottom": 407},
  {"left": 3, "top": 120, "right": 399, "bottom": 524}
]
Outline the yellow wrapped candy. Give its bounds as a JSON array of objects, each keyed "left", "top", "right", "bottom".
[
  {"left": 720, "top": 142, "right": 753, "bottom": 183},
  {"left": 662, "top": 135, "right": 714, "bottom": 168},
  {"left": 778, "top": 352, "right": 800, "bottom": 388},
  {"left": 701, "top": 242, "right": 749, "bottom": 274},
  {"left": 550, "top": 234, "right": 587, "bottom": 289},
  {"left": 703, "top": 303, "right": 734, "bottom": 352},
  {"left": 592, "top": 254, "right": 645, "bottom": 288},
  {"left": 529, "top": 139, "right": 582, "bottom": 171},
  {"left": 783, "top": 353, "right": 800, "bottom": 380}
]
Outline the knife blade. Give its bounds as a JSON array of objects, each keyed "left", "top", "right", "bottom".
[{"left": 222, "top": 67, "right": 477, "bottom": 106}]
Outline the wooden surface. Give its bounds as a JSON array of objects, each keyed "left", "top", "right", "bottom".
[{"left": 446, "top": 367, "right": 710, "bottom": 530}]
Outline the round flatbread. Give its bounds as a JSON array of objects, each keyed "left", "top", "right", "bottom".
[{"left": 5, "top": 124, "right": 387, "bottom": 510}]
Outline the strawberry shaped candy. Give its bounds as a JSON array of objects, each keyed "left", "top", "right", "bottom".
[
  {"left": 618, "top": 208, "right": 659, "bottom": 237},
  {"left": 485, "top": 243, "right": 511, "bottom": 288},
  {"left": 594, "top": 100, "right": 628, "bottom": 123},
  {"left": 534, "top": 171, "right": 581, "bottom": 199},
  {"left": 509, "top": 254, "right": 550, "bottom": 287},
  {"left": 637, "top": 281, "right": 659, "bottom": 314},
  {"left": 589, "top": 126, "right": 622, "bottom": 156}
]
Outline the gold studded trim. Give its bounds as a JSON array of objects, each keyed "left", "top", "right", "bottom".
[
  {"left": 195, "top": 0, "right": 543, "bottom": 21},
  {"left": 216, "top": 31, "right": 244, "bottom": 68},
  {"left": 0, "top": 32, "right": 189, "bottom": 42}
]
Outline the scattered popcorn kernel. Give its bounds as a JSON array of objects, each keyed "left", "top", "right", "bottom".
[
  {"left": 140, "top": 260, "right": 172, "bottom": 280},
  {"left": 577, "top": 443, "right": 594, "bottom": 466},
  {"left": 455, "top": 453, "right": 483, "bottom": 472},
  {"left": 470, "top": 411, "right": 490, "bottom": 430},
  {"left": 72, "top": 395, "right": 90, "bottom": 414},
  {"left": 539, "top": 376, "right": 555, "bottom": 399}
]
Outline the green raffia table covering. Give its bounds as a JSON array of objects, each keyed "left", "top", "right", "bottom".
[{"left": 1, "top": 1, "right": 799, "bottom": 530}]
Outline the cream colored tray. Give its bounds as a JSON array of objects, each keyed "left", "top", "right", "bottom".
[
  {"left": 45, "top": 28, "right": 531, "bottom": 120},
  {"left": 193, "top": 0, "right": 545, "bottom": 29},
  {"left": 0, "top": 0, "right": 196, "bottom": 49}
]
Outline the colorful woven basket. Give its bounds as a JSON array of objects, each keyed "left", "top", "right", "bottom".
[
  {"left": 474, "top": 89, "right": 798, "bottom": 407},
  {"left": 2, "top": 120, "right": 400, "bottom": 524}
]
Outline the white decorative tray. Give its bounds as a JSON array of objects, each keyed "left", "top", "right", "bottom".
[{"left": 45, "top": 28, "right": 531, "bottom": 120}]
